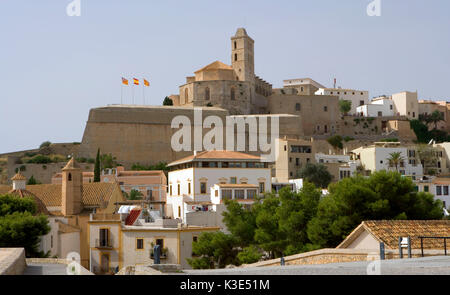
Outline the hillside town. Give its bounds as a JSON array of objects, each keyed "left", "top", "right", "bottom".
[{"left": 1, "top": 28, "right": 450, "bottom": 276}]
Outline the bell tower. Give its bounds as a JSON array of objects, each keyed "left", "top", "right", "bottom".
[
  {"left": 231, "top": 28, "right": 255, "bottom": 83},
  {"left": 62, "top": 158, "right": 83, "bottom": 216}
]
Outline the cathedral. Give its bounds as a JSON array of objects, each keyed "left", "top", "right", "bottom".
[{"left": 169, "top": 28, "right": 272, "bottom": 115}]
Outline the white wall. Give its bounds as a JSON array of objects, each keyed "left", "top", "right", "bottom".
[{"left": 315, "top": 88, "right": 369, "bottom": 114}]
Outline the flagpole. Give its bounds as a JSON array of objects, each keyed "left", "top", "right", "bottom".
[
  {"left": 132, "top": 84, "right": 135, "bottom": 104},
  {"left": 121, "top": 83, "right": 123, "bottom": 104},
  {"left": 142, "top": 80, "right": 145, "bottom": 105}
]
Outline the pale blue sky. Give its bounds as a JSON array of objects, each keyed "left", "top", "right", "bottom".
[{"left": 0, "top": 0, "right": 449, "bottom": 154}]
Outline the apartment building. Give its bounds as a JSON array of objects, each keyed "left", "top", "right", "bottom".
[
  {"left": 315, "top": 87, "right": 369, "bottom": 115},
  {"left": 356, "top": 96, "right": 395, "bottom": 117},
  {"left": 166, "top": 150, "right": 271, "bottom": 221},
  {"left": 88, "top": 211, "right": 218, "bottom": 274}
]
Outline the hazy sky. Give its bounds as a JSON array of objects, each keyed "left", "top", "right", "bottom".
[{"left": 0, "top": 0, "right": 449, "bottom": 154}]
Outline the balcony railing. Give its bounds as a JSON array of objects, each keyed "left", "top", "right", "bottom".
[{"left": 95, "top": 238, "right": 114, "bottom": 249}]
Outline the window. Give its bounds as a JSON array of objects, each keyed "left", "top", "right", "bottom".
[
  {"left": 156, "top": 239, "right": 164, "bottom": 249},
  {"left": 235, "top": 190, "right": 244, "bottom": 199},
  {"left": 222, "top": 190, "right": 232, "bottom": 200},
  {"left": 51, "top": 235, "right": 53, "bottom": 248},
  {"left": 230, "top": 177, "right": 237, "bottom": 184},
  {"left": 68, "top": 173, "right": 72, "bottom": 181},
  {"left": 378, "top": 111, "right": 382, "bottom": 117},
  {"left": 295, "top": 158, "right": 300, "bottom": 166},
  {"left": 234, "top": 41, "right": 237, "bottom": 49},
  {"left": 188, "top": 182, "right": 191, "bottom": 194},
  {"left": 291, "top": 145, "right": 312, "bottom": 153},
  {"left": 231, "top": 87, "right": 236, "bottom": 101},
  {"left": 177, "top": 184, "right": 180, "bottom": 195},
  {"left": 205, "top": 87, "right": 210, "bottom": 100},
  {"left": 301, "top": 87, "right": 304, "bottom": 92},
  {"left": 234, "top": 53, "right": 238, "bottom": 61},
  {"left": 178, "top": 206, "right": 181, "bottom": 217},
  {"left": 215, "top": 190, "right": 218, "bottom": 197},
  {"left": 390, "top": 105, "right": 393, "bottom": 110},
  {"left": 99, "top": 228, "right": 109, "bottom": 247},
  {"left": 295, "top": 103, "right": 301, "bottom": 111},
  {"left": 413, "top": 112, "right": 415, "bottom": 118},
  {"left": 444, "top": 186, "right": 449, "bottom": 196},
  {"left": 424, "top": 185, "right": 429, "bottom": 192},
  {"left": 259, "top": 182, "right": 265, "bottom": 193},
  {"left": 185, "top": 88, "right": 189, "bottom": 102},
  {"left": 284, "top": 145, "right": 287, "bottom": 151},
  {"left": 169, "top": 185, "right": 172, "bottom": 196},
  {"left": 324, "top": 106, "right": 328, "bottom": 112},
  {"left": 247, "top": 189, "right": 257, "bottom": 199},
  {"left": 200, "top": 182, "right": 207, "bottom": 194},
  {"left": 437, "top": 186, "right": 442, "bottom": 196},
  {"left": 193, "top": 236, "right": 198, "bottom": 243},
  {"left": 136, "top": 238, "right": 144, "bottom": 250}
]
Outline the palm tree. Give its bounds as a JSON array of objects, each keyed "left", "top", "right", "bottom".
[
  {"left": 430, "top": 110, "right": 444, "bottom": 130},
  {"left": 388, "top": 152, "right": 404, "bottom": 172}
]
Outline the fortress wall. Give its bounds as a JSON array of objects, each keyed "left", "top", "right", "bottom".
[{"left": 78, "top": 106, "right": 302, "bottom": 168}]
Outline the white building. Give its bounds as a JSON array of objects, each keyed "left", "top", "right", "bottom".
[
  {"left": 167, "top": 150, "right": 272, "bottom": 222},
  {"left": 315, "top": 153, "right": 351, "bottom": 164},
  {"left": 415, "top": 177, "right": 450, "bottom": 209},
  {"left": 315, "top": 88, "right": 369, "bottom": 115},
  {"left": 352, "top": 142, "right": 423, "bottom": 178},
  {"left": 356, "top": 97, "right": 395, "bottom": 117}
]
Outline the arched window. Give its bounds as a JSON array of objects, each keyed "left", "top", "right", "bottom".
[
  {"left": 234, "top": 53, "right": 238, "bottom": 61},
  {"left": 205, "top": 87, "right": 210, "bottom": 100},
  {"left": 234, "top": 41, "right": 237, "bottom": 49},
  {"left": 231, "top": 87, "right": 236, "bottom": 101},
  {"left": 68, "top": 173, "right": 72, "bottom": 181},
  {"left": 184, "top": 88, "right": 189, "bottom": 103}
]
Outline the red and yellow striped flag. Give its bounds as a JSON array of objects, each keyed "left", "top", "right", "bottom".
[
  {"left": 133, "top": 78, "right": 139, "bottom": 85},
  {"left": 143, "top": 79, "right": 150, "bottom": 87},
  {"left": 121, "top": 77, "right": 128, "bottom": 85}
]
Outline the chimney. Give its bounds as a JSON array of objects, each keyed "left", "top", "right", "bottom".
[
  {"left": 61, "top": 158, "right": 83, "bottom": 216},
  {"left": 11, "top": 173, "right": 26, "bottom": 190}
]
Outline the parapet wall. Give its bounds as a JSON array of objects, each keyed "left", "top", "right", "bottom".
[
  {"left": 245, "top": 248, "right": 448, "bottom": 267},
  {"left": 0, "top": 248, "right": 26, "bottom": 275}
]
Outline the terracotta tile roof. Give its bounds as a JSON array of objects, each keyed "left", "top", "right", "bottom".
[
  {"left": 168, "top": 150, "right": 260, "bottom": 166},
  {"left": 7, "top": 189, "right": 51, "bottom": 215},
  {"left": 24, "top": 182, "right": 120, "bottom": 207},
  {"left": 216, "top": 184, "right": 258, "bottom": 189},
  {"left": 194, "top": 61, "right": 233, "bottom": 73},
  {"left": 118, "top": 171, "right": 164, "bottom": 177},
  {"left": 338, "top": 220, "right": 450, "bottom": 250},
  {"left": 11, "top": 173, "right": 26, "bottom": 181}
]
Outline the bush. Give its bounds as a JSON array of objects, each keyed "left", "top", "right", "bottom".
[
  {"left": 327, "top": 135, "right": 343, "bottom": 150},
  {"left": 39, "top": 141, "right": 51, "bottom": 149},
  {"left": 237, "top": 246, "right": 262, "bottom": 264}
]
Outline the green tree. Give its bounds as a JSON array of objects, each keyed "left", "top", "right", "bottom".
[
  {"left": 429, "top": 110, "right": 444, "bottom": 130},
  {"left": 27, "top": 175, "right": 41, "bottom": 185},
  {"left": 163, "top": 96, "right": 173, "bottom": 106},
  {"left": 94, "top": 148, "right": 101, "bottom": 182},
  {"left": 100, "top": 153, "right": 117, "bottom": 170},
  {"left": 187, "top": 231, "right": 238, "bottom": 269},
  {"left": 338, "top": 100, "right": 352, "bottom": 115},
  {"left": 237, "top": 245, "right": 262, "bottom": 264},
  {"left": 222, "top": 199, "right": 256, "bottom": 247},
  {"left": 307, "top": 171, "right": 443, "bottom": 248},
  {"left": 297, "top": 163, "right": 333, "bottom": 188},
  {"left": 387, "top": 152, "right": 404, "bottom": 172},
  {"left": 253, "top": 194, "right": 285, "bottom": 258},
  {"left": 276, "top": 184, "right": 321, "bottom": 255},
  {"left": 327, "top": 135, "right": 344, "bottom": 150},
  {"left": 39, "top": 141, "right": 51, "bottom": 149},
  {"left": 0, "top": 194, "right": 51, "bottom": 257},
  {"left": 123, "top": 189, "right": 143, "bottom": 200}
]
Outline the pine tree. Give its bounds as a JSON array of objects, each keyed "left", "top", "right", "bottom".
[{"left": 94, "top": 148, "right": 101, "bottom": 182}]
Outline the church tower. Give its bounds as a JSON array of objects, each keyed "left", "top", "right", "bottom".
[
  {"left": 231, "top": 28, "right": 255, "bottom": 83},
  {"left": 62, "top": 158, "right": 83, "bottom": 216}
]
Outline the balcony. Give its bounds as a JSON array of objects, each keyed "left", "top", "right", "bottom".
[{"left": 95, "top": 238, "right": 114, "bottom": 249}]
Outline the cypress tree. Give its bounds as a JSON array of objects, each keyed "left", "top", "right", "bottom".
[{"left": 94, "top": 148, "right": 101, "bottom": 182}]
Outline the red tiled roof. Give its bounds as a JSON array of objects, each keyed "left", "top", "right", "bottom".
[
  {"left": 125, "top": 209, "right": 142, "bottom": 225},
  {"left": 168, "top": 150, "right": 260, "bottom": 166}
]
